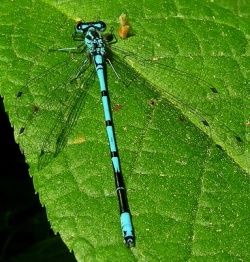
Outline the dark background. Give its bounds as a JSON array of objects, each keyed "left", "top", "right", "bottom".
[{"left": 0, "top": 97, "right": 76, "bottom": 262}]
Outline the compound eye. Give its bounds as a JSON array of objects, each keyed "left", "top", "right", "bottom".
[
  {"left": 99, "top": 21, "right": 106, "bottom": 32},
  {"left": 76, "top": 22, "right": 90, "bottom": 33},
  {"left": 76, "top": 22, "right": 83, "bottom": 30}
]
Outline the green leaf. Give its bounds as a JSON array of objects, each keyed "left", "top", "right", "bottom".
[{"left": 2, "top": 0, "right": 250, "bottom": 261}]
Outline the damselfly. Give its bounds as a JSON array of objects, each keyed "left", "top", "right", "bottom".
[{"left": 15, "top": 20, "right": 244, "bottom": 247}]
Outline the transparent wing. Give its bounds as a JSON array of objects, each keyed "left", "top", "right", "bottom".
[
  {"left": 111, "top": 47, "right": 221, "bottom": 117},
  {"left": 15, "top": 52, "right": 96, "bottom": 169},
  {"left": 15, "top": 44, "right": 244, "bottom": 173},
  {"left": 107, "top": 50, "right": 244, "bottom": 155}
]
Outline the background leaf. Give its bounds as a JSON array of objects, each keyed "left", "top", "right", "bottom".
[{"left": 1, "top": 0, "right": 249, "bottom": 261}]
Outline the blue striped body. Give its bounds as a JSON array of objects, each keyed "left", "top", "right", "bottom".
[{"left": 76, "top": 22, "right": 134, "bottom": 247}]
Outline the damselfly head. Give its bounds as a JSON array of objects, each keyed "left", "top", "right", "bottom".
[{"left": 75, "top": 21, "right": 106, "bottom": 34}]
